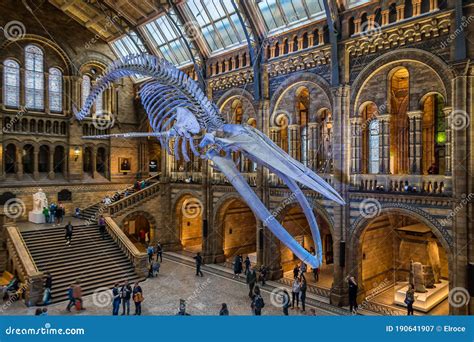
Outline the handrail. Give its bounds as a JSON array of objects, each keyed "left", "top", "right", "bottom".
[
  {"left": 108, "top": 181, "right": 160, "bottom": 215},
  {"left": 104, "top": 217, "right": 148, "bottom": 278},
  {"left": 5, "top": 226, "right": 44, "bottom": 306},
  {"left": 81, "top": 173, "right": 161, "bottom": 213}
]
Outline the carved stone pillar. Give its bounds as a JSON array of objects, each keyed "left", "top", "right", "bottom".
[
  {"left": 288, "top": 124, "right": 299, "bottom": 160},
  {"left": 443, "top": 107, "right": 452, "bottom": 175},
  {"left": 350, "top": 117, "right": 362, "bottom": 174},
  {"left": 288, "top": 39, "right": 295, "bottom": 53},
  {"left": 297, "top": 37, "right": 303, "bottom": 50},
  {"left": 412, "top": 0, "right": 421, "bottom": 16},
  {"left": 16, "top": 147, "right": 23, "bottom": 180},
  {"left": 308, "top": 33, "right": 314, "bottom": 47},
  {"left": 396, "top": 5, "right": 405, "bottom": 21},
  {"left": 48, "top": 148, "right": 55, "bottom": 180},
  {"left": 353, "top": 18, "right": 361, "bottom": 34},
  {"left": 408, "top": 111, "right": 423, "bottom": 174},
  {"left": 381, "top": 10, "right": 390, "bottom": 25},
  {"left": 308, "top": 122, "right": 319, "bottom": 170},
  {"left": 378, "top": 114, "right": 391, "bottom": 174},
  {"left": 92, "top": 147, "right": 98, "bottom": 178},
  {"left": 367, "top": 14, "right": 376, "bottom": 30},
  {"left": 269, "top": 45, "right": 276, "bottom": 59},
  {"left": 33, "top": 150, "right": 39, "bottom": 181},
  {"left": 318, "top": 31, "right": 324, "bottom": 45},
  {"left": 430, "top": 0, "right": 438, "bottom": 11}
]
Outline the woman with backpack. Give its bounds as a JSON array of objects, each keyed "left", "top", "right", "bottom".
[
  {"left": 251, "top": 286, "right": 264, "bottom": 316},
  {"left": 405, "top": 283, "right": 416, "bottom": 315},
  {"left": 133, "top": 282, "right": 144, "bottom": 315},
  {"left": 282, "top": 289, "right": 291, "bottom": 316}
]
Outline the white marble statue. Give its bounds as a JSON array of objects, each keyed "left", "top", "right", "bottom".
[{"left": 32, "top": 188, "right": 48, "bottom": 213}]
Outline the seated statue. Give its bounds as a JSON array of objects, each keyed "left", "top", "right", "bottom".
[{"left": 32, "top": 189, "right": 48, "bottom": 213}]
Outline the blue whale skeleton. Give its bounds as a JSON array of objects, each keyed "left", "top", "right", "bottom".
[{"left": 75, "top": 54, "right": 345, "bottom": 268}]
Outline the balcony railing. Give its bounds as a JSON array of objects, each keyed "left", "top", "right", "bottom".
[
  {"left": 169, "top": 171, "right": 203, "bottom": 184},
  {"left": 350, "top": 174, "right": 452, "bottom": 195},
  {"left": 108, "top": 181, "right": 161, "bottom": 215}
]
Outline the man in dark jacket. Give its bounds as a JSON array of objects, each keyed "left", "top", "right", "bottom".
[
  {"left": 43, "top": 272, "right": 52, "bottom": 305},
  {"left": 112, "top": 283, "right": 121, "bottom": 316},
  {"left": 64, "top": 221, "right": 73, "bottom": 245},
  {"left": 246, "top": 267, "right": 257, "bottom": 298},
  {"left": 121, "top": 280, "right": 132, "bottom": 315},
  {"left": 193, "top": 252, "right": 203, "bottom": 277},
  {"left": 156, "top": 242, "right": 163, "bottom": 262}
]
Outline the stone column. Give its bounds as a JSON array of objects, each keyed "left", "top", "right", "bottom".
[
  {"left": 353, "top": 19, "right": 361, "bottom": 35},
  {"left": 33, "top": 150, "right": 39, "bottom": 181},
  {"left": 443, "top": 107, "right": 452, "bottom": 175},
  {"left": 16, "top": 147, "right": 23, "bottom": 180},
  {"left": 412, "top": 0, "right": 421, "bottom": 16},
  {"left": 407, "top": 111, "right": 422, "bottom": 174},
  {"left": 396, "top": 5, "right": 405, "bottom": 21},
  {"left": 350, "top": 117, "right": 362, "bottom": 174},
  {"left": 381, "top": 10, "right": 390, "bottom": 25},
  {"left": 378, "top": 114, "right": 391, "bottom": 174},
  {"left": 430, "top": 0, "right": 438, "bottom": 11},
  {"left": 288, "top": 124, "right": 299, "bottom": 160},
  {"left": 92, "top": 147, "right": 98, "bottom": 178},
  {"left": 308, "top": 33, "right": 314, "bottom": 47},
  {"left": 308, "top": 122, "right": 319, "bottom": 171},
  {"left": 48, "top": 148, "right": 55, "bottom": 180}
]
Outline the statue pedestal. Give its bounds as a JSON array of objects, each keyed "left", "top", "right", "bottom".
[
  {"left": 394, "top": 280, "right": 449, "bottom": 312},
  {"left": 28, "top": 212, "right": 45, "bottom": 224}
]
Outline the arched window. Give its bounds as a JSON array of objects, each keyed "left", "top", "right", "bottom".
[
  {"left": 82, "top": 75, "right": 91, "bottom": 107},
  {"left": 49, "top": 68, "right": 62, "bottom": 112},
  {"left": 3, "top": 59, "right": 20, "bottom": 108},
  {"left": 368, "top": 120, "right": 380, "bottom": 174},
  {"left": 25, "top": 45, "right": 44, "bottom": 110}
]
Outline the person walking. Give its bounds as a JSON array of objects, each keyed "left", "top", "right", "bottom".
[
  {"left": 259, "top": 265, "right": 267, "bottom": 286},
  {"left": 246, "top": 267, "right": 257, "bottom": 298},
  {"left": 152, "top": 257, "right": 160, "bottom": 277},
  {"left": 233, "top": 254, "right": 242, "bottom": 279},
  {"left": 282, "top": 289, "right": 291, "bottom": 316},
  {"left": 300, "top": 276, "right": 307, "bottom": 312},
  {"left": 98, "top": 215, "right": 106, "bottom": 240},
  {"left": 132, "top": 282, "right": 143, "bottom": 315},
  {"left": 147, "top": 245, "right": 154, "bottom": 263},
  {"left": 112, "top": 283, "right": 121, "bottom": 316},
  {"left": 348, "top": 276, "right": 358, "bottom": 314},
  {"left": 42, "top": 272, "right": 52, "bottom": 305},
  {"left": 251, "top": 286, "right": 264, "bottom": 316},
  {"left": 156, "top": 242, "right": 163, "bottom": 262},
  {"left": 405, "top": 283, "right": 415, "bottom": 316},
  {"left": 291, "top": 276, "right": 301, "bottom": 309},
  {"left": 72, "top": 280, "right": 84, "bottom": 310},
  {"left": 312, "top": 266, "right": 319, "bottom": 282},
  {"left": 65, "top": 284, "right": 75, "bottom": 312},
  {"left": 244, "top": 256, "right": 251, "bottom": 275},
  {"left": 293, "top": 264, "right": 300, "bottom": 279},
  {"left": 194, "top": 252, "right": 203, "bottom": 277},
  {"left": 121, "top": 281, "right": 132, "bottom": 315},
  {"left": 64, "top": 221, "right": 73, "bottom": 245},
  {"left": 219, "top": 303, "right": 229, "bottom": 316}
]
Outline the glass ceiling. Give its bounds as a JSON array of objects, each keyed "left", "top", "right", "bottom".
[
  {"left": 111, "top": 32, "right": 147, "bottom": 58},
  {"left": 185, "top": 0, "right": 245, "bottom": 53},
  {"left": 143, "top": 11, "right": 192, "bottom": 66},
  {"left": 258, "top": 0, "right": 325, "bottom": 33}
]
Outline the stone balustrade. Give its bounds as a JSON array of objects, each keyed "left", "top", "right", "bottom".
[{"left": 108, "top": 181, "right": 161, "bottom": 216}]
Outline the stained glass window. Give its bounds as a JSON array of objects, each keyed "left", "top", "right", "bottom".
[
  {"left": 258, "top": 0, "right": 324, "bottom": 33},
  {"left": 48, "top": 67, "right": 62, "bottom": 112},
  {"left": 82, "top": 75, "right": 91, "bottom": 107},
  {"left": 3, "top": 59, "right": 20, "bottom": 108},
  {"left": 144, "top": 12, "right": 192, "bottom": 66},
  {"left": 185, "top": 0, "right": 245, "bottom": 53},
  {"left": 25, "top": 45, "right": 44, "bottom": 110},
  {"left": 368, "top": 119, "right": 380, "bottom": 174}
]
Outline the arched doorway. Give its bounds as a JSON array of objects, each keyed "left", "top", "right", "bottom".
[
  {"left": 122, "top": 214, "right": 151, "bottom": 251},
  {"left": 53, "top": 146, "right": 65, "bottom": 175},
  {"left": 279, "top": 205, "right": 334, "bottom": 288},
  {"left": 356, "top": 212, "right": 450, "bottom": 315},
  {"left": 5, "top": 144, "right": 16, "bottom": 174},
  {"left": 176, "top": 195, "right": 203, "bottom": 253},
  {"left": 83, "top": 146, "right": 93, "bottom": 175},
  {"left": 38, "top": 145, "right": 49, "bottom": 173},
  {"left": 96, "top": 147, "right": 106, "bottom": 176},
  {"left": 218, "top": 198, "right": 257, "bottom": 262},
  {"left": 22, "top": 144, "right": 34, "bottom": 174}
]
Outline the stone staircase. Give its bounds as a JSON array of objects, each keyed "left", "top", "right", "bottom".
[
  {"left": 20, "top": 224, "right": 142, "bottom": 303},
  {"left": 80, "top": 174, "right": 160, "bottom": 222}
]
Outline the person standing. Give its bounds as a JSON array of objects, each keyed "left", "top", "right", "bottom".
[
  {"left": 156, "top": 242, "right": 163, "bottom": 262},
  {"left": 56, "top": 203, "right": 64, "bottom": 224},
  {"left": 112, "top": 283, "right": 121, "bottom": 316},
  {"left": 293, "top": 264, "right": 300, "bottom": 279},
  {"left": 251, "top": 286, "right": 264, "bottom": 316},
  {"left": 300, "top": 276, "right": 307, "bottom": 312},
  {"left": 348, "top": 276, "right": 358, "bottom": 314},
  {"left": 194, "top": 252, "right": 203, "bottom": 277},
  {"left": 259, "top": 265, "right": 267, "bottom": 286},
  {"left": 246, "top": 267, "right": 257, "bottom": 298},
  {"left": 312, "top": 266, "right": 319, "bottom": 282},
  {"left": 66, "top": 284, "right": 75, "bottom": 312},
  {"left": 42, "top": 207, "right": 50, "bottom": 224},
  {"left": 64, "top": 221, "right": 73, "bottom": 245},
  {"left": 233, "top": 254, "right": 242, "bottom": 279},
  {"left": 121, "top": 281, "right": 132, "bottom": 315},
  {"left": 147, "top": 245, "right": 154, "bottom": 263},
  {"left": 49, "top": 203, "right": 56, "bottom": 225},
  {"left": 98, "top": 215, "right": 106, "bottom": 239},
  {"left": 244, "top": 256, "right": 251, "bottom": 275},
  {"left": 300, "top": 261, "right": 307, "bottom": 276},
  {"left": 42, "top": 272, "right": 52, "bottom": 305},
  {"left": 291, "top": 276, "right": 301, "bottom": 309},
  {"left": 282, "top": 289, "right": 291, "bottom": 316},
  {"left": 72, "top": 280, "right": 84, "bottom": 310},
  {"left": 405, "top": 283, "right": 415, "bottom": 316},
  {"left": 132, "top": 282, "right": 143, "bottom": 315},
  {"left": 219, "top": 303, "right": 229, "bottom": 316}
]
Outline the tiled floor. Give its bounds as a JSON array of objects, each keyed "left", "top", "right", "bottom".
[{"left": 0, "top": 258, "right": 329, "bottom": 316}]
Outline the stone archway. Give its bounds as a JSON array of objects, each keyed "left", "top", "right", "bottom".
[
  {"left": 121, "top": 211, "right": 157, "bottom": 251},
  {"left": 348, "top": 206, "right": 453, "bottom": 315},
  {"left": 174, "top": 193, "right": 203, "bottom": 253}
]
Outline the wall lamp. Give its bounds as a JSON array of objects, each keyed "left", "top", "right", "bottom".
[{"left": 74, "top": 147, "right": 81, "bottom": 161}]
